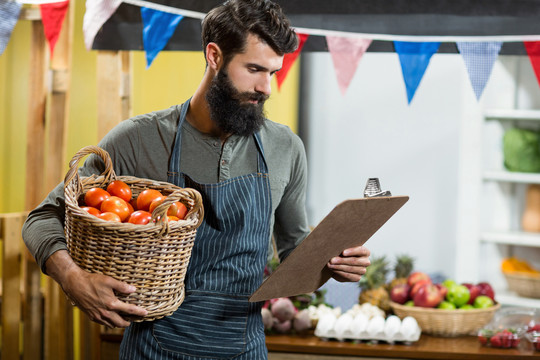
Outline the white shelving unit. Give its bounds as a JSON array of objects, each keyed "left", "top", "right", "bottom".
[{"left": 476, "top": 109, "right": 540, "bottom": 309}]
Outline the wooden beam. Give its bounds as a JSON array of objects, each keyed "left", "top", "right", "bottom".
[
  {"left": 43, "top": 2, "right": 75, "bottom": 359},
  {"left": 23, "top": 19, "right": 47, "bottom": 360},
  {"left": 1, "top": 214, "right": 24, "bottom": 360},
  {"left": 96, "top": 51, "right": 132, "bottom": 140}
]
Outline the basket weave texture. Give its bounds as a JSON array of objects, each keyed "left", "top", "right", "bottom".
[
  {"left": 390, "top": 301, "right": 500, "bottom": 337},
  {"left": 63, "top": 146, "right": 204, "bottom": 321},
  {"left": 504, "top": 272, "right": 540, "bottom": 299}
]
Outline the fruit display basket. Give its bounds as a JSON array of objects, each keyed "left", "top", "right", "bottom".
[
  {"left": 390, "top": 301, "right": 500, "bottom": 337},
  {"left": 63, "top": 146, "right": 204, "bottom": 321},
  {"left": 504, "top": 272, "right": 540, "bottom": 299}
]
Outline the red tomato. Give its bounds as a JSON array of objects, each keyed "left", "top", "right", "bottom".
[
  {"left": 84, "top": 188, "right": 111, "bottom": 208},
  {"left": 127, "top": 210, "right": 152, "bottom": 225},
  {"left": 130, "top": 198, "right": 138, "bottom": 211},
  {"left": 100, "top": 196, "right": 131, "bottom": 222},
  {"left": 126, "top": 200, "right": 134, "bottom": 216},
  {"left": 106, "top": 180, "right": 132, "bottom": 203},
  {"left": 81, "top": 206, "right": 101, "bottom": 216},
  {"left": 149, "top": 197, "right": 178, "bottom": 217},
  {"left": 175, "top": 201, "right": 188, "bottom": 220},
  {"left": 136, "top": 189, "right": 163, "bottom": 211},
  {"left": 167, "top": 216, "right": 179, "bottom": 222},
  {"left": 96, "top": 212, "right": 121, "bottom": 222}
]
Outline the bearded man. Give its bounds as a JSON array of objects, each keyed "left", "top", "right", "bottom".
[{"left": 22, "top": 0, "right": 371, "bottom": 358}]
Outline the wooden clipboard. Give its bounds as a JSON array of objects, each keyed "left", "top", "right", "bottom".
[{"left": 249, "top": 195, "right": 409, "bottom": 302}]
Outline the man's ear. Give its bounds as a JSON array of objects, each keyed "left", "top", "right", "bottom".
[{"left": 206, "top": 42, "right": 223, "bottom": 71}]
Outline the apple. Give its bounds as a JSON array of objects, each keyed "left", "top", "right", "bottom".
[
  {"left": 460, "top": 304, "right": 475, "bottom": 310},
  {"left": 404, "top": 300, "right": 414, "bottom": 306},
  {"left": 434, "top": 283, "right": 448, "bottom": 299},
  {"left": 410, "top": 279, "right": 431, "bottom": 299},
  {"left": 413, "top": 283, "right": 443, "bottom": 308},
  {"left": 462, "top": 283, "right": 480, "bottom": 305},
  {"left": 476, "top": 282, "right": 495, "bottom": 301},
  {"left": 407, "top": 271, "right": 431, "bottom": 287},
  {"left": 390, "top": 284, "right": 411, "bottom": 304},
  {"left": 446, "top": 284, "right": 470, "bottom": 307},
  {"left": 442, "top": 279, "right": 457, "bottom": 289},
  {"left": 437, "top": 301, "right": 456, "bottom": 310},
  {"left": 473, "top": 295, "right": 494, "bottom": 308}
]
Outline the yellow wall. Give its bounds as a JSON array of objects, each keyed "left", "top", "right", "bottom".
[{"left": 0, "top": 2, "right": 300, "bottom": 213}]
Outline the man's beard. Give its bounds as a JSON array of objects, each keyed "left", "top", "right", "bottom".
[{"left": 206, "top": 70, "right": 269, "bottom": 137}]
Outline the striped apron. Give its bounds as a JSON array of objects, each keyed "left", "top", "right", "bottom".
[{"left": 119, "top": 101, "right": 272, "bottom": 359}]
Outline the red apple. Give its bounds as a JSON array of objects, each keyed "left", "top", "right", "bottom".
[
  {"left": 407, "top": 271, "right": 431, "bottom": 287},
  {"left": 413, "top": 284, "right": 443, "bottom": 308},
  {"left": 435, "top": 283, "right": 448, "bottom": 299},
  {"left": 410, "top": 279, "right": 432, "bottom": 299},
  {"left": 462, "top": 283, "right": 481, "bottom": 305},
  {"left": 477, "top": 282, "right": 495, "bottom": 301},
  {"left": 390, "top": 284, "right": 411, "bottom": 304}
]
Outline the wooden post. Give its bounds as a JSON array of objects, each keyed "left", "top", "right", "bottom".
[
  {"left": 96, "top": 51, "right": 132, "bottom": 139},
  {"left": 43, "top": 2, "right": 75, "bottom": 359},
  {"left": 1, "top": 214, "right": 26, "bottom": 360},
  {"left": 23, "top": 8, "right": 47, "bottom": 360}
]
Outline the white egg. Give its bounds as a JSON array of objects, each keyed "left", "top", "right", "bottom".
[
  {"left": 350, "top": 313, "right": 369, "bottom": 335},
  {"left": 384, "top": 315, "right": 401, "bottom": 339},
  {"left": 316, "top": 313, "right": 337, "bottom": 334},
  {"left": 366, "top": 315, "right": 385, "bottom": 336},
  {"left": 400, "top": 316, "right": 420, "bottom": 339},
  {"left": 334, "top": 313, "right": 354, "bottom": 338}
]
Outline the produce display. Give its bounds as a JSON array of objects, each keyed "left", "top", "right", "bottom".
[{"left": 78, "top": 180, "right": 188, "bottom": 224}]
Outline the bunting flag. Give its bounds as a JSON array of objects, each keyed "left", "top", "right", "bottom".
[
  {"left": 275, "top": 33, "right": 309, "bottom": 90},
  {"left": 457, "top": 42, "right": 502, "bottom": 100},
  {"left": 82, "top": 0, "right": 122, "bottom": 50},
  {"left": 0, "top": 1, "right": 22, "bottom": 56},
  {"left": 326, "top": 36, "right": 372, "bottom": 95},
  {"left": 141, "top": 7, "right": 183, "bottom": 68},
  {"left": 524, "top": 42, "right": 540, "bottom": 88},
  {"left": 40, "top": 0, "right": 69, "bottom": 58},
  {"left": 394, "top": 41, "right": 441, "bottom": 104}
]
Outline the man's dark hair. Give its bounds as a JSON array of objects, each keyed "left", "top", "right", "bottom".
[{"left": 202, "top": 0, "right": 298, "bottom": 65}]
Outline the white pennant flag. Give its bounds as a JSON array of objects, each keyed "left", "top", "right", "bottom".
[
  {"left": 326, "top": 36, "right": 372, "bottom": 95},
  {"left": 83, "top": 0, "right": 122, "bottom": 50}
]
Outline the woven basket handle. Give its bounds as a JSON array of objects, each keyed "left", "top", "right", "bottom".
[
  {"left": 152, "top": 188, "right": 204, "bottom": 229},
  {"left": 64, "top": 145, "right": 115, "bottom": 192}
]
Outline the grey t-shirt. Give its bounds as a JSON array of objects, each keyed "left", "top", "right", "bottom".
[{"left": 22, "top": 103, "right": 311, "bottom": 273}]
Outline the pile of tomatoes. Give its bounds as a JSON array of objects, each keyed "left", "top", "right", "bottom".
[{"left": 80, "top": 180, "right": 188, "bottom": 225}]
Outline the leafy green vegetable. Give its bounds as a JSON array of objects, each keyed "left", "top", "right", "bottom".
[{"left": 503, "top": 128, "right": 540, "bottom": 173}]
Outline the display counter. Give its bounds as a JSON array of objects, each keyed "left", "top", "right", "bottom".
[{"left": 266, "top": 333, "right": 540, "bottom": 360}]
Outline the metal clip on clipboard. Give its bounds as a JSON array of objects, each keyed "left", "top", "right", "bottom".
[{"left": 364, "top": 178, "right": 392, "bottom": 198}]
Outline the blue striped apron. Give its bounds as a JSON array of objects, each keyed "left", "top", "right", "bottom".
[{"left": 120, "top": 101, "right": 271, "bottom": 359}]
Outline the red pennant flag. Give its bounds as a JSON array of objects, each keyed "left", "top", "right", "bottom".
[
  {"left": 275, "top": 33, "right": 309, "bottom": 90},
  {"left": 525, "top": 42, "right": 540, "bottom": 88},
  {"left": 40, "top": 0, "right": 69, "bottom": 58}
]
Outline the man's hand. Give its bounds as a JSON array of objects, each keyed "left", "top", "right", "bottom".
[
  {"left": 327, "top": 245, "right": 371, "bottom": 282},
  {"left": 45, "top": 250, "right": 148, "bottom": 328}
]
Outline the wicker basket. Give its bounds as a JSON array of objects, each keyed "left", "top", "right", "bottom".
[
  {"left": 63, "top": 145, "right": 204, "bottom": 321},
  {"left": 504, "top": 272, "right": 540, "bottom": 299},
  {"left": 390, "top": 301, "right": 500, "bottom": 337}
]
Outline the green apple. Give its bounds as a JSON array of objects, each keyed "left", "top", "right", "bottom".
[
  {"left": 437, "top": 301, "right": 456, "bottom": 310},
  {"left": 442, "top": 279, "right": 457, "bottom": 290},
  {"left": 459, "top": 304, "right": 474, "bottom": 310},
  {"left": 473, "top": 295, "right": 494, "bottom": 308},
  {"left": 446, "top": 284, "right": 470, "bottom": 307},
  {"left": 404, "top": 300, "right": 414, "bottom": 307}
]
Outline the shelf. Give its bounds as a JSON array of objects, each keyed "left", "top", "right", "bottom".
[
  {"left": 480, "top": 231, "right": 540, "bottom": 247},
  {"left": 496, "top": 291, "right": 540, "bottom": 309},
  {"left": 484, "top": 109, "right": 540, "bottom": 121},
  {"left": 483, "top": 170, "right": 540, "bottom": 184}
]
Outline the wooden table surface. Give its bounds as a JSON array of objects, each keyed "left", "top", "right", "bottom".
[{"left": 266, "top": 333, "right": 540, "bottom": 360}]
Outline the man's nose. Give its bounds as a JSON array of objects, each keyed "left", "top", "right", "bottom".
[{"left": 255, "top": 73, "right": 272, "bottom": 96}]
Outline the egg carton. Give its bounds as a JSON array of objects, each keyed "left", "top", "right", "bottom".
[{"left": 314, "top": 314, "right": 421, "bottom": 344}]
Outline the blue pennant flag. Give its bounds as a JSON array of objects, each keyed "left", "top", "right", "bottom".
[
  {"left": 457, "top": 42, "right": 502, "bottom": 100},
  {"left": 0, "top": 1, "right": 22, "bottom": 56},
  {"left": 141, "top": 7, "right": 183, "bottom": 68},
  {"left": 394, "top": 41, "right": 441, "bottom": 104}
]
